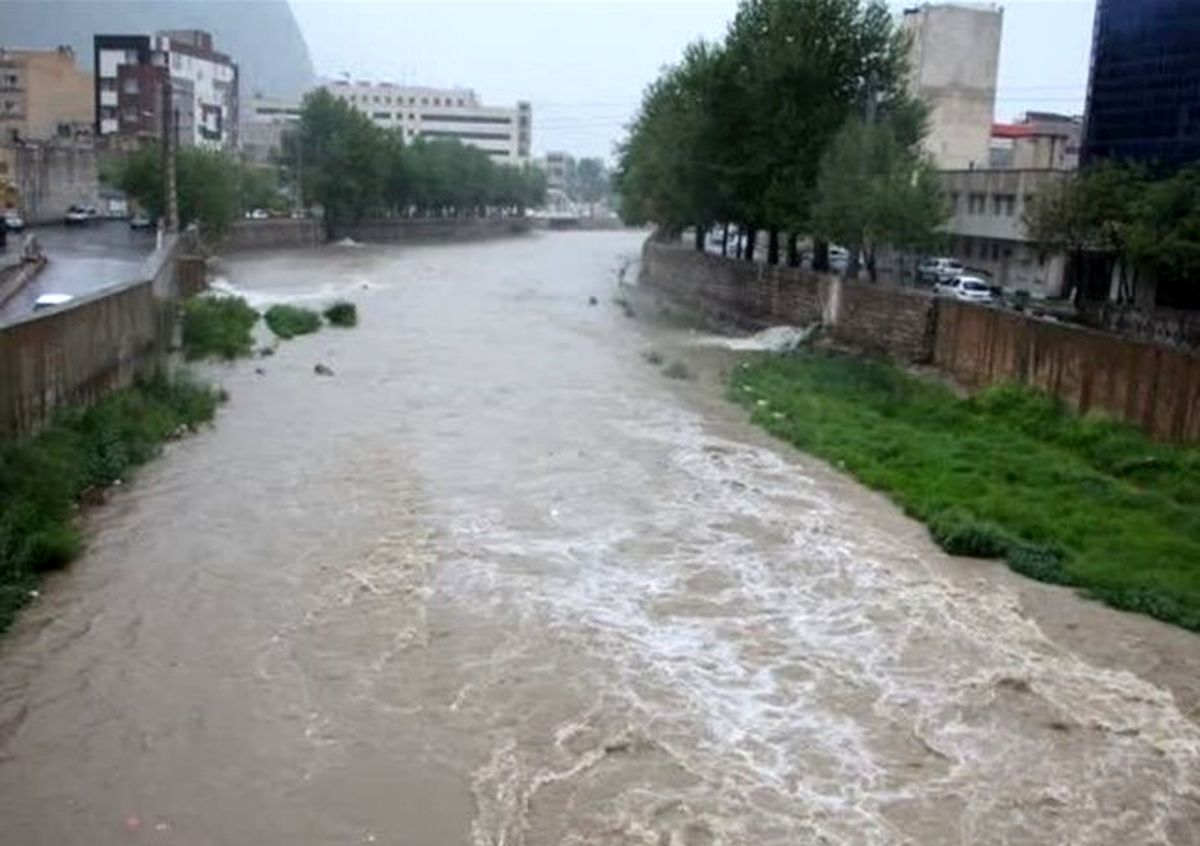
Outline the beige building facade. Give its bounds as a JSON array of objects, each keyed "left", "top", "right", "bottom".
[
  {"left": 0, "top": 46, "right": 94, "bottom": 142},
  {"left": 938, "top": 168, "right": 1070, "bottom": 297},
  {"left": 902, "top": 3, "right": 1002, "bottom": 171}
]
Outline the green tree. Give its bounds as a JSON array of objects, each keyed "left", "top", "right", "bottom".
[
  {"left": 114, "top": 146, "right": 240, "bottom": 235},
  {"left": 812, "top": 112, "right": 946, "bottom": 281},
  {"left": 616, "top": 0, "right": 915, "bottom": 264}
]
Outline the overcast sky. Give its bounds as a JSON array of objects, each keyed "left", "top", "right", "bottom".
[{"left": 288, "top": 0, "right": 1096, "bottom": 163}]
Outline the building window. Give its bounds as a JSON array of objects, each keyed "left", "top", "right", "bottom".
[
  {"left": 992, "top": 242, "right": 1002, "bottom": 260},
  {"left": 122, "top": 78, "right": 139, "bottom": 94},
  {"left": 100, "top": 78, "right": 117, "bottom": 92},
  {"left": 408, "top": 96, "right": 415, "bottom": 105},
  {"left": 421, "top": 97, "right": 428, "bottom": 105},
  {"left": 1024, "top": 193, "right": 1035, "bottom": 210},
  {"left": 457, "top": 98, "right": 464, "bottom": 106},
  {"left": 962, "top": 238, "right": 973, "bottom": 258},
  {"left": 968, "top": 193, "right": 986, "bottom": 214},
  {"left": 993, "top": 194, "right": 1015, "bottom": 216},
  {"left": 948, "top": 192, "right": 959, "bottom": 212}
]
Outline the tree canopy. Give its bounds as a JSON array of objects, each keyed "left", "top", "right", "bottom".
[
  {"left": 1025, "top": 162, "right": 1200, "bottom": 303},
  {"left": 615, "top": 0, "right": 941, "bottom": 269},
  {"left": 286, "top": 89, "right": 546, "bottom": 226}
]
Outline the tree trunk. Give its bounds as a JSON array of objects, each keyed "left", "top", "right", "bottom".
[
  {"left": 694, "top": 225, "right": 706, "bottom": 252},
  {"left": 767, "top": 230, "right": 780, "bottom": 266},
  {"left": 744, "top": 227, "right": 757, "bottom": 262},
  {"left": 813, "top": 240, "right": 829, "bottom": 272},
  {"left": 786, "top": 233, "right": 799, "bottom": 267},
  {"left": 866, "top": 246, "right": 877, "bottom": 283},
  {"left": 721, "top": 223, "right": 729, "bottom": 258}
]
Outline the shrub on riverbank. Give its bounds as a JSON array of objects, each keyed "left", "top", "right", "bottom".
[
  {"left": 182, "top": 295, "right": 259, "bottom": 360},
  {"left": 0, "top": 372, "right": 224, "bottom": 633},
  {"left": 732, "top": 350, "right": 1200, "bottom": 630},
  {"left": 265, "top": 304, "right": 321, "bottom": 339},
  {"left": 323, "top": 301, "right": 357, "bottom": 327}
]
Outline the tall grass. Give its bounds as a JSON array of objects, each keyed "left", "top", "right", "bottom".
[
  {"left": 181, "top": 295, "right": 259, "bottom": 360},
  {"left": 264, "top": 304, "right": 321, "bottom": 339},
  {"left": 0, "top": 372, "right": 223, "bottom": 632},
  {"left": 732, "top": 350, "right": 1200, "bottom": 630}
]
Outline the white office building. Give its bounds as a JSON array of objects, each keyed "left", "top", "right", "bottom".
[{"left": 320, "top": 80, "right": 530, "bottom": 164}]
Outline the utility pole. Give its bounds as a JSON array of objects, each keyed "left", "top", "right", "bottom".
[{"left": 161, "top": 77, "right": 179, "bottom": 233}]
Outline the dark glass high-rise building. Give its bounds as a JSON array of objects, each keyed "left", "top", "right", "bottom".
[{"left": 1082, "top": 0, "right": 1200, "bottom": 172}]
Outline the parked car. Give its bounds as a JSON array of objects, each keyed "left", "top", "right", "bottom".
[
  {"left": 33, "top": 293, "right": 74, "bottom": 311},
  {"left": 289, "top": 208, "right": 310, "bottom": 219},
  {"left": 64, "top": 204, "right": 90, "bottom": 224},
  {"left": 935, "top": 274, "right": 996, "bottom": 304},
  {"left": 3, "top": 211, "right": 25, "bottom": 231},
  {"left": 918, "top": 257, "right": 964, "bottom": 284},
  {"left": 129, "top": 213, "right": 155, "bottom": 230},
  {"left": 247, "top": 208, "right": 270, "bottom": 220}
]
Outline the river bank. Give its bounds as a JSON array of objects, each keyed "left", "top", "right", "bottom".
[{"left": 1, "top": 231, "right": 1197, "bottom": 845}]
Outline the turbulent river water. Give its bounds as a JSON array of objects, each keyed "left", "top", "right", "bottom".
[{"left": 1, "top": 231, "right": 1199, "bottom": 845}]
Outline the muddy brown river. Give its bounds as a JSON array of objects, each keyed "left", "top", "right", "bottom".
[{"left": 2, "top": 231, "right": 1199, "bottom": 845}]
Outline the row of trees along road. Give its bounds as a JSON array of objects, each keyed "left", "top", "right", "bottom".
[
  {"left": 285, "top": 89, "right": 546, "bottom": 230},
  {"left": 113, "top": 88, "right": 547, "bottom": 235},
  {"left": 614, "top": 0, "right": 947, "bottom": 280},
  {"left": 1025, "top": 162, "right": 1200, "bottom": 307}
]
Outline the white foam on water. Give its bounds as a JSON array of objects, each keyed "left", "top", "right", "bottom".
[
  {"left": 207, "top": 274, "right": 377, "bottom": 309},
  {"left": 698, "top": 324, "right": 817, "bottom": 352},
  {"left": 444, "top": 398, "right": 1200, "bottom": 845}
]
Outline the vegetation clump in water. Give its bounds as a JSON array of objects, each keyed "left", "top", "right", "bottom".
[
  {"left": 323, "top": 301, "right": 358, "bottom": 327},
  {"left": 0, "top": 372, "right": 224, "bottom": 632},
  {"left": 733, "top": 349, "right": 1200, "bottom": 630},
  {"left": 265, "top": 304, "right": 322, "bottom": 339},
  {"left": 181, "top": 295, "right": 259, "bottom": 360}
]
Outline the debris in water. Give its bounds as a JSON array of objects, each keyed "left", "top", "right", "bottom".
[
  {"left": 314, "top": 363, "right": 335, "bottom": 376},
  {"left": 334, "top": 237, "right": 362, "bottom": 248},
  {"left": 255, "top": 367, "right": 266, "bottom": 376},
  {"left": 588, "top": 296, "right": 599, "bottom": 306},
  {"left": 259, "top": 346, "right": 276, "bottom": 358},
  {"left": 125, "top": 815, "right": 142, "bottom": 831},
  {"left": 642, "top": 349, "right": 664, "bottom": 366}
]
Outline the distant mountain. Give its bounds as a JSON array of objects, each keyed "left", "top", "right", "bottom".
[{"left": 0, "top": 0, "right": 315, "bottom": 98}]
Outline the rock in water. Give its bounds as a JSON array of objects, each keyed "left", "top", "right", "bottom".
[{"left": 314, "top": 363, "right": 335, "bottom": 376}]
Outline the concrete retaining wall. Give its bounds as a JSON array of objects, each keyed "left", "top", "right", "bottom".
[
  {"left": 934, "top": 300, "right": 1200, "bottom": 442},
  {"left": 221, "top": 219, "right": 324, "bottom": 252},
  {"left": 0, "top": 257, "right": 48, "bottom": 309},
  {"left": 337, "top": 216, "right": 532, "bottom": 244},
  {"left": 640, "top": 241, "right": 1200, "bottom": 442},
  {"left": 0, "top": 234, "right": 190, "bottom": 438},
  {"left": 222, "top": 216, "right": 533, "bottom": 253},
  {"left": 640, "top": 241, "right": 934, "bottom": 362}
]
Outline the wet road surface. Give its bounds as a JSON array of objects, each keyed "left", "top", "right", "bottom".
[
  {"left": 0, "top": 231, "right": 1198, "bottom": 845},
  {"left": 0, "top": 221, "right": 155, "bottom": 322}
]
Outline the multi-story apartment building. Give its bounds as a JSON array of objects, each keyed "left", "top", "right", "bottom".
[
  {"left": 0, "top": 45, "right": 93, "bottom": 142},
  {"left": 1083, "top": 0, "right": 1200, "bottom": 172},
  {"left": 902, "top": 2, "right": 1003, "bottom": 171},
  {"left": 94, "top": 30, "right": 238, "bottom": 150},
  {"left": 321, "top": 80, "right": 531, "bottom": 164}
]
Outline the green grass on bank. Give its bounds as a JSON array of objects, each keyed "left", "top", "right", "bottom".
[
  {"left": 323, "top": 301, "right": 358, "bottom": 328},
  {"left": 265, "top": 304, "right": 321, "bottom": 340},
  {"left": 182, "top": 295, "right": 259, "bottom": 360},
  {"left": 0, "top": 372, "right": 224, "bottom": 633},
  {"left": 732, "top": 350, "right": 1200, "bottom": 630}
]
